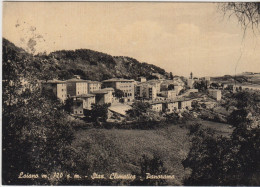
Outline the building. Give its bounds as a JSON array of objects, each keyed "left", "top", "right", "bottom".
[
  {"left": 161, "top": 90, "right": 177, "bottom": 99},
  {"left": 92, "top": 88, "right": 114, "bottom": 105},
  {"left": 87, "top": 80, "right": 102, "bottom": 93},
  {"left": 187, "top": 79, "right": 194, "bottom": 89},
  {"left": 138, "top": 77, "right": 147, "bottom": 83},
  {"left": 108, "top": 103, "right": 132, "bottom": 122},
  {"left": 208, "top": 89, "right": 222, "bottom": 101},
  {"left": 146, "top": 80, "right": 161, "bottom": 93},
  {"left": 66, "top": 78, "right": 88, "bottom": 97},
  {"left": 150, "top": 102, "right": 163, "bottom": 112},
  {"left": 136, "top": 83, "right": 157, "bottom": 100},
  {"left": 71, "top": 99, "right": 84, "bottom": 116},
  {"left": 202, "top": 76, "right": 211, "bottom": 88},
  {"left": 41, "top": 80, "right": 67, "bottom": 102},
  {"left": 187, "top": 72, "right": 194, "bottom": 89},
  {"left": 72, "top": 94, "right": 96, "bottom": 110},
  {"left": 152, "top": 73, "right": 164, "bottom": 79},
  {"left": 102, "top": 78, "right": 135, "bottom": 102},
  {"left": 178, "top": 99, "right": 192, "bottom": 110},
  {"left": 102, "top": 88, "right": 115, "bottom": 103},
  {"left": 163, "top": 101, "right": 178, "bottom": 113}
]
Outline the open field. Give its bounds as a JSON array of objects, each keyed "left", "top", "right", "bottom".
[
  {"left": 72, "top": 125, "right": 190, "bottom": 185},
  {"left": 71, "top": 119, "right": 233, "bottom": 185},
  {"left": 197, "top": 120, "right": 233, "bottom": 136}
]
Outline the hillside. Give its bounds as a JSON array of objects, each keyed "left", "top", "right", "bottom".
[
  {"left": 3, "top": 38, "right": 169, "bottom": 82},
  {"left": 211, "top": 74, "right": 260, "bottom": 85}
]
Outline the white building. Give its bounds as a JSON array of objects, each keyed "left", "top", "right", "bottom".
[
  {"left": 66, "top": 78, "right": 88, "bottom": 97},
  {"left": 187, "top": 79, "right": 194, "bottom": 89},
  {"left": 161, "top": 90, "right": 177, "bottom": 99},
  {"left": 136, "top": 83, "right": 157, "bottom": 100},
  {"left": 42, "top": 80, "right": 67, "bottom": 102},
  {"left": 150, "top": 102, "right": 163, "bottom": 112},
  {"left": 208, "top": 89, "right": 222, "bottom": 101},
  {"left": 102, "top": 78, "right": 135, "bottom": 102},
  {"left": 138, "top": 77, "right": 147, "bottom": 83},
  {"left": 72, "top": 94, "right": 96, "bottom": 110}
]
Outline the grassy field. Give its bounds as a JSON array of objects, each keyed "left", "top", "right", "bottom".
[
  {"left": 72, "top": 124, "right": 190, "bottom": 185},
  {"left": 197, "top": 120, "right": 233, "bottom": 136},
  {"left": 71, "top": 119, "right": 232, "bottom": 185}
]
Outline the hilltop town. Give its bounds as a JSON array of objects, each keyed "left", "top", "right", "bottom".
[
  {"left": 3, "top": 37, "right": 260, "bottom": 185},
  {"left": 39, "top": 72, "right": 220, "bottom": 121}
]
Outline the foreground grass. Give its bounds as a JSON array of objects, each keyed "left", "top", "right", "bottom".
[
  {"left": 72, "top": 124, "right": 190, "bottom": 185},
  {"left": 70, "top": 119, "right": 232, "bottom": 185}
]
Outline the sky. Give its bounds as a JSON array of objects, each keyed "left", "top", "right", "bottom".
[{"left": 3, "top": 2, "right": 260, "bottom": 77}]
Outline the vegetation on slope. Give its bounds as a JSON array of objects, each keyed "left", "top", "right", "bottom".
[{"left": 3, "top": 38, "right": 168, "bottom": 82}]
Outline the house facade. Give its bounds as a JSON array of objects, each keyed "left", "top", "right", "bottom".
[
  {"left": 102, "top": 78, "right": 135, "bottom": 102},
  {"left": 92, "top": 88, "right": 114, "bottom": 105},
  {"left": 66, "top": 78, "right": 88, "bottom": 97},
  {"left": 87, "top": 81, "right": 102, "bottom": 93},
  {"left": 151, "top": 102, "right": 163, "bottom": 112},
  {"left": 72, "top": 94, "right": 96, "bottom": 110},
  {"left": 136, "top": 83, "right": 157, "bottom": 100},
  {"left": 208, "top": 89, "right": 222, "bottom": 101},
  {"left": 161, "top": 90, "right": 177, "bottom": 99},
  {"left": 41, "top": 80, "right": 67, "bottom": 102}
]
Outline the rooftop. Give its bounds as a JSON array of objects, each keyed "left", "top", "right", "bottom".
[
  {"left": 102, "top": 88, "right": 114, "bottom": 91},
  {"left": 42, "top": 79, "right": 66, "bottom": 84},
  {"left": 72, "top": 94, "right": 95, "bottom": 98},
  {"left": 109, "top": 103, "right": 132, "bottom": 116},
  {"left": 66, "top": 78, "right": 88, "bottom": 82},
  {"left": 103, "top": 78, "right": 135, "bottom": 83},
  {"left": 86, "top": 80, "right": 102, "bottom": 84},
  {"left": 92, "top": 89, "right": 109, "bottom": 94}
]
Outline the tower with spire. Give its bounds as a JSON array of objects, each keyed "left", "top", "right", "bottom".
[{"left": 188, "top": 72, "right": 194, "bottom": 88}]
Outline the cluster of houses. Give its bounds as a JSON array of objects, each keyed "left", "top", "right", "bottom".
[
  {"left": 41, "top": 75, "right": 135, "bottom": 116},
  {"left": 41, "top": 73, "right": 224, "bottom": 119}
]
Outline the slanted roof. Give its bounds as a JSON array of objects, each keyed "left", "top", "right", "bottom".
[
  {"left": 42, "top": 79, "right": 66, "bottom": 84},
  {"left": 108, "top": 103, "right": 132, "bottom": 116},
  {"left": 85, "top": 80, "right": 102, "bottom": 84},
  {"left": 92, "top": 89, "right": 108, "bottom": 94},
  {"left": 102, "top": 88, "right": 114, "bottom": 91},
  {"left": 72, "top": 94, "right": 95, "bottom": 98},
  {"left": 103, "top": 78, "right": 135, "bottom": 83},
  {"left": 66, "top": 78, "right": 88, "bottom": 82}
]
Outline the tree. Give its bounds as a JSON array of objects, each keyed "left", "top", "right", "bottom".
[
  {"left": 193, "top": 80, "right": 207, "bottom": 92},
  {"left": 126, "top": 101, "right": 151, "bottom": 121},
  {"left": 130, "top": 154, "right": 168, "bottom": 186},
  {"left": 2, "top": 40, "right": 75, "bottom": 185},
  {"left": 113, "top": 89, "right": 124, "bottom": 99},
  {"left": 210, "top": 82, "right": 220, "bottom": 89},
  {"left": 183, "top": 90, "right": 260, "bottom": 185},
  {"left": 147, "top": 74, "right": 159, "bottom": 80},
  {"left": 64, "top": 97, "right": 74, "bottom": 113},
  {"left": 219, "top": 3, "right": 260, "bottom": 33},
  {"left": 90, "top": 103, "right": 110, "bottom": 122},
  {"left": 126, "top": 101, "right": 162, "bottom": 122}
]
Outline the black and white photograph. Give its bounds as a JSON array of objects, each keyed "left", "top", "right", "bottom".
[{"left": 2, "top": 1, "right": 260, "bottom": 186}]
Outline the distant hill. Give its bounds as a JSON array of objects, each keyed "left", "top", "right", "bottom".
[
  {"left": 3, "top": 38, "right": 169, "bottom": 82},
  {"left": 211, "top": 74, "right": 260, "bottom": 85}
]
